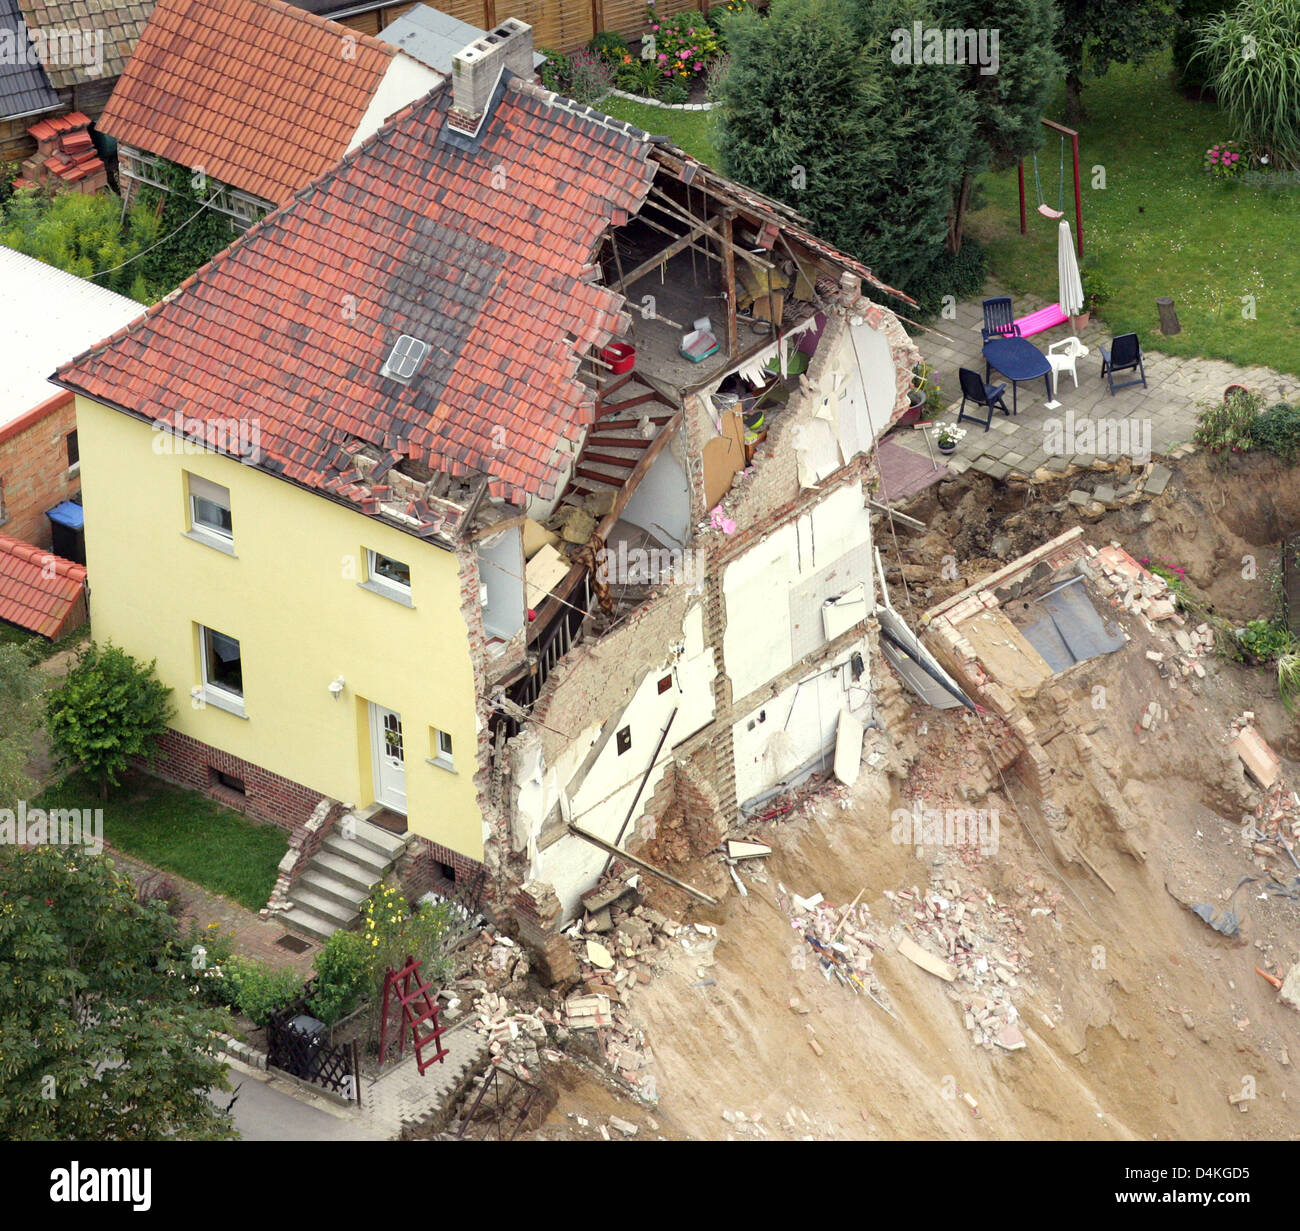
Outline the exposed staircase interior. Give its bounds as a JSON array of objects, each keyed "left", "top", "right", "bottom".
[{"left": 282, "top": 812, "right": 406, "bottom": 942}]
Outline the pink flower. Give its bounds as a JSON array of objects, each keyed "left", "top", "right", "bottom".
[
  {"left": 658, "top": 52, "right": 667, "bottom": 61},
  {"left": 694, "top": 61, "right": 703, "bottom": 70}
]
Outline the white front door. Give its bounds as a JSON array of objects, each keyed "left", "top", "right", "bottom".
[{"left": 369, "top": 703, "right": 407, "bottom": 813}]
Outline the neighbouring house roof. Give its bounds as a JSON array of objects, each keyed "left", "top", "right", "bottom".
[
  {"left": 378, "top": 4, "right": 543, "bottom": 74},
  {"left": 0, "top": 0, "right": 61, "bottom": 120},
  {"left": 56, "top": 79, "right": 656, "bottom": 509},
  {"left": 95, "top": 0, "right": 400, "bottom": 206},
  {"left": 0, "top": 533, "right": 86, "bottom": 638},
  {"left": 15, "top": 0, "right": 156, "bottom": 89},
  {"left": 0, "top": 248, "right": 142, "bottom": 432}
]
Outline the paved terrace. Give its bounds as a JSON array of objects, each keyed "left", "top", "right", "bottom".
[{"left": 882, "top": 287, "right": 1300, "bottom": 489}]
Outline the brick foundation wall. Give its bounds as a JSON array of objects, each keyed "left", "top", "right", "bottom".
[
  {"left": 145, "top": 728, "right": 322, "bottom": 833},
  {"left": 0, "top": 396, "right": 80, "bottom": 550},
  {"left": 397, "top": 835, "right": 486, "bottom": 904}
]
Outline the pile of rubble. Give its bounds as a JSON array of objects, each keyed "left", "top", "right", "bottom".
[
  {"left": 886, "top": 878, "right": 1042, "bottom": 1052},
  {"left": 558, "top": 880, "right": 685, "bottom": 1103},
  {"left": 467, "top": 989, "right": 558, "bottom": 1075},
  {"left": 777, "top": 884, "right": 890, "bottom": 1010}
]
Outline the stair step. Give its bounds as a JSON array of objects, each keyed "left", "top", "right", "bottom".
[
  {"left": 288, "top": 888, "right": 359, "bottom": 926},
  {"left": 322, "top": 832, "right": 393, "bottom": 873},
  {"left": 313, "top": 851, "right": 383, "bottom": 891},
  {"left": 345, "top": 815, "right": 407, "bottom": 860},
  {"left": 297, "top": 868, "right": 370, "bottom": 910},
  {"left": 280, "top": 906, "right": 338, "bottom": 942}
]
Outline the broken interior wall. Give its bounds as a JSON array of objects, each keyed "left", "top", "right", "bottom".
[
  {"left": 721, "top": 479, "right": 875, "bottom": 700},
  {"left": 731, "top": 635, "right": 873, "bottom": 808},
  {"left": 620, "top": 434, "right": 691, "bottom": 549},
  {"left": 506, "top": 585, "right": 717, "bottom": 919},
  {"left": 476, "top": 524, "right": 526, "bottom": 639}
]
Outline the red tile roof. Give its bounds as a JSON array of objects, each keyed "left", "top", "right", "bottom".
[
  {"left": 57, "top": 80, "right": 654, "bottom": 508},
  {"left": 0, "top": 534, "right": 86, "bottom": 638},
  {"left": 96, "top": 0, "right": 398, "bottom": 206}
]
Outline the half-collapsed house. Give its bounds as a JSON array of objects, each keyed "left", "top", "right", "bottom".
[{"left": 54, "top": 20, "right": 920, "bottom": 939}]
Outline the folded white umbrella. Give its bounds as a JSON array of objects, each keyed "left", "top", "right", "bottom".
[{"left": 1058, "top": 219, "right": 1084, "bottom": 317}]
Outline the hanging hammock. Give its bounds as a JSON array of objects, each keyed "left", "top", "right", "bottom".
[{"left": 1032, "top": 133, "right": 1066, "bottom": 219}]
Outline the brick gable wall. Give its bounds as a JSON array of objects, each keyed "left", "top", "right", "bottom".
[{"left": 0, "top": 397, "right": 79, "bottom": 550}]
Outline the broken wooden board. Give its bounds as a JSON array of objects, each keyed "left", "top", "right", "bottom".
[
  {"left": 833, "top": 709, "right": 865, "bottom": 787},
  {"left": 525, "top": 543, "right": 571, "bottom": 608},
  {"left": 726, "top": 839, "right": 772, "bottom": 861},
  {"left": 896, "top": 935, "right": 957, "bottom": 982},
  {"left": 522, "top": 516, "right": 559, "bottom": 561}
]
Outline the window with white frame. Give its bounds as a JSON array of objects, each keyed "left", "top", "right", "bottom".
[
  {"left": 430, "top": 727, "right": 454, "bottom": 771},
  {"left": 199, "top": 625, "right": 244, "bottom": 714},
  {"left": 187, "top": 473, "right": 233, "bottom": 548},
  {"left": 364, "top": 548, "right": 412, "bottom": 603}
]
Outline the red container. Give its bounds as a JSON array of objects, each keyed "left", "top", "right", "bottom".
[{"left": 600, "top": 342, "right": 636, "bottom": 374}]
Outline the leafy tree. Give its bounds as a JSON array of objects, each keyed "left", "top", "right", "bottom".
[
  {"left": 1174, "top": 0, "right": 1233, "bottom": 90},
  {"left": 0, "top": 189, "right": 160, "bottom": 298},
  {"left": 939, "top": 0, "right": 1062, "bottom": 250},
  {"left": 718, "top": 0, "right": 975, "bottom": 304},
  {"left": 1194, "top": 0, "right": 1300, "bottom": 167},
  {"left": 46, "top": 642, "right": 175, "bottom": 799},
  {"left": 0, "top": 644, "right": 44, "bottom": 805},
  {"left": 1054, "top": 0, "right": 1175, "bottom": 120},
  {"left": 0, "top": 844, "right": 236, "bottom": 1140}
]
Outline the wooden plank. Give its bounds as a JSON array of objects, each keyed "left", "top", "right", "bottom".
[
  {"left": 586, "top": 435, "right": 651, "bottom": 448},
  {"left": 896, "top": 935, "right": 957, "bottom": 982},
  {"left": 615, "top": 216, "right": 720, "bottom": 291},
  {"left": 582, "top": 452, "right": 640, "bottom": 468},
  {"left": 721, "top": 207, "right": 738, "bottom": 360},
  {"left": 468, "top": 513, "right": 526, "bottom": 542}
]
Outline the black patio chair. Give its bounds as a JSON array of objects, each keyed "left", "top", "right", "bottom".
[
  {"left": 1099, "top": 332, "right": 1147, "bottom": 395},
  {"left": 981, "top": 296, "right": 1020, "bottom": 343},
  {"left": 957, "top": 367, "right": 1011, "bottom": 431}
]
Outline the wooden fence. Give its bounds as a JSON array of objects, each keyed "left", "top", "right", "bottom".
[{"left": 340, "top": 0, "right": 731, "bottom": 51}]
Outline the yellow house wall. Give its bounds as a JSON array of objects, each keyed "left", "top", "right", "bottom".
[{"left": 74, "top": 396, "right": 484, "bottom": 860}]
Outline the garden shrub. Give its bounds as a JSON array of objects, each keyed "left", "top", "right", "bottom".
[
  {"left": 586, "top": 30, "right": 630, "bottom": 63},
  {"left": 901, "top": 238, "right": 989, "bottom": 318},
  {"left": 538, "top": 46, "right": 568, "bottom": 92},
  {"left": 1250, "top": 401, "right": 1300, "bottom": 461},
  {"left": 1236, "top": 617, "right": 1293, "bottom": 662},
  {"left": 223, "top": 955, "right": 303, "bottom": 1027},
  {"left": 648, "top": 7, "right": 725, "bottom": 80},
  {"left": 307, "top": 929, "right": 370, "bottom": 1026},
  {"left": 1195, "top": 387, "right": 1264, "bottom": 456},
  {"left": 659, "top": 79, "right": 690, "bottom": 104}
]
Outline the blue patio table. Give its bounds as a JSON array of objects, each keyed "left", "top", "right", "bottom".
[{"left": 982, "top": 336, "right": 1052, "bottom": 415}]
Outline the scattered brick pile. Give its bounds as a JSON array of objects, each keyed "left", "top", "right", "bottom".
[
  {"left": 776, "top": 884, "right": 890, "bottom": 1008},
  {"left": 559, "top": 886, "right": 683, "bottom": 1103},
  {"left": 18, "top": 113, "right": 107, "bottom": 195},
  {"left": 886, "top": 878, "right": 1043, "bottom": 1052}
]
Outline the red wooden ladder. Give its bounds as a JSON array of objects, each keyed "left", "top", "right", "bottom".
[{"left": 378, "top": 954, "right": 449, "bottom": 1074}]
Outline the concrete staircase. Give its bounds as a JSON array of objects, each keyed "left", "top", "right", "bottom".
[{"left": 281, "top": 815, "right": 406, "bottom": 942}]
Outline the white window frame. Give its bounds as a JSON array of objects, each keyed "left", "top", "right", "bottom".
[
  {"left": 187, "top": 473, "right": 234, "bottom": 553},
  {"left": 198, "top": 624, "right": 246, "bottom": 717},
  {"left": 361, "top": 548, "right": 413, "bottom": 606},
  {"left": 428, "top": 726, "right": 455, "bottom": 772},
  {"left": 66, "top": 429, "right": 80, "bottom": 477}
]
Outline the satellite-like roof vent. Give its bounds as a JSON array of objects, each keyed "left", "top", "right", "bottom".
[{"left": 381, "top": 334, "right": 429, "bottom": 382}]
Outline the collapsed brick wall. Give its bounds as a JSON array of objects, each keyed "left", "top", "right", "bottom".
[
  {"left": 145, "top": 728, "right": 322, "bottom": 833},
  {"left": 629, "top": 757, "right": 726, "bottom": 867}
]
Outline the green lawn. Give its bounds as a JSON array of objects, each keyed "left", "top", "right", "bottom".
[
  {"left": 599, "top": 95, "right": 721, "bottom": 167},
  {"left": 967, "top": 53, "right": 1300, "bottom": 377},
  {"left": 37, "top": 770, "right": 287, "bottom": 911}
]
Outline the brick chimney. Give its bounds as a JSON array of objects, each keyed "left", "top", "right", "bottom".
[{"left": 450, "top": 19, "right": 534, "bottom": 134}]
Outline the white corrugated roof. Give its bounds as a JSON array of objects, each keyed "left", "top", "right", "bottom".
[{"left": 0, "top": 248, "right": 144, "bottom": 429}]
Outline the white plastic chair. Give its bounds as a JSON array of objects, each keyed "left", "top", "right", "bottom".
[{"left": 1047, "top": 336, "right": 1090, "bottom": 397}]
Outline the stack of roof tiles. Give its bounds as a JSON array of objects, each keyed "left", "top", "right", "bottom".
[
  {"left": 18, "top": 112, "right": 107, "bottom": 193},
  {"left": 57, "top": 79, "right": 656, "bottom": 508},
  {"left": 0, "top": 533, "right": 87, "bottom": 639}
]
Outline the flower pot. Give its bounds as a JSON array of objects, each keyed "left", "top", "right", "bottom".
[
  {"left": 938, "top": 440, "right": 957, "bottom": 454},
  {"left": 1223, "top": 383, "right": 1250, "bottom": 403},
  {"left": 1069, "top": 312, "right": 1089, "bottom": 332}
]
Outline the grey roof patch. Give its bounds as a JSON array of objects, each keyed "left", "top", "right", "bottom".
[
  {"left": 0, "top": 0, "right": 60, "bottom": 121},
  {"left": 378, "top": 2, "right": 544, "bottom": 74}
]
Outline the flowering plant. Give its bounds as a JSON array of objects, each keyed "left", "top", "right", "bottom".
[
  {"left": 936, "top": 424, "right": 966, "bottom": 447},
  {"left": 1204, "top": 141, "right": 1245, "bottom": 181},
  {"left": 646, "top": 7, "right": 724, "bottom": 79}
]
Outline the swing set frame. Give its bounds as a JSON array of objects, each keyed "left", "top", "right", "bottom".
[{"left": 1017, "top": 119, "right": 1083, "bottom": 258}]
